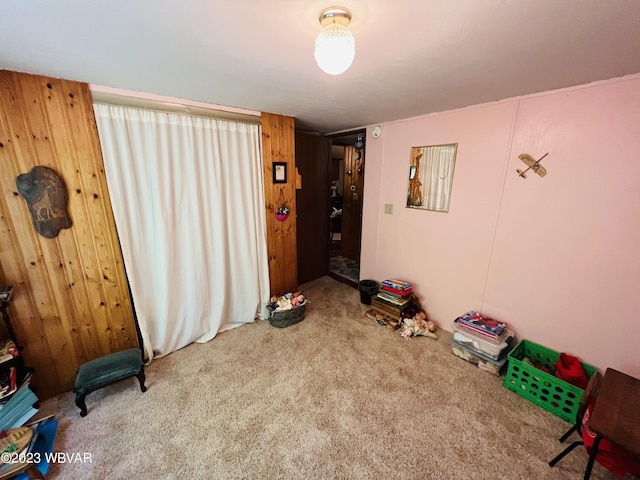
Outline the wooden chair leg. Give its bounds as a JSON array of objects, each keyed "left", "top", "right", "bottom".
[
  {"left": 136, "top": 368, "right": 147, "bottom": 392},
  {"left": 75, "top": 394, "right": 88, "bottom": 417}
]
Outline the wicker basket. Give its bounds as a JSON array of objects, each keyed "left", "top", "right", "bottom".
[{"left": 268, "top": 301, "right": 306, "bottom": 328}]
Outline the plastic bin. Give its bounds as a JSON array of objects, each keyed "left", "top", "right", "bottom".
[
  {"left": 502, "top": 339, "right": 597, "bottom": 422},
  {"left": 452, "top": 321, "right": 516, "bottom": 360},
  {"left": 451, "top": 340, "right": 508, "bottom": 376},
  {"left": 358, "top": 280, "right": 379, "bottom": 305}
]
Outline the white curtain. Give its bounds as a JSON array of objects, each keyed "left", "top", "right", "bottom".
[
  {"left": 93, "top": 103, "right": 270, "bottom": 361},
  {"left": 418, "top": 145, "right": 455, "bottom": 211}
]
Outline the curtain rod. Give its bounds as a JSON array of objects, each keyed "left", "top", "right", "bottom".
[{"left": 90, "top": 85, "right": 261, "bottom": 125}]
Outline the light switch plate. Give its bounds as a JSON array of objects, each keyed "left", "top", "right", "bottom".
[{"left": 384, "top": 203, "right": 393, "bottom": 214}]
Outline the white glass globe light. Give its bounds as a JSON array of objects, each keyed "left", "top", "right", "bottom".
[{"left": 314, "top": 8, "right": 355, "bottom": 76}]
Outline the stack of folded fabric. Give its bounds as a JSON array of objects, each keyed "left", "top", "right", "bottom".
[{"left": 450, "top": 311, "right": 516, "bottom": 376}]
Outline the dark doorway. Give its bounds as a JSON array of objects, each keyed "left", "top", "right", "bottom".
[
  {"left": 294, "top": 129, "right": 366, "bottom": 288},
  {"left": 295, "top": 131, "right": 331, "bottom": 284},
  {"left": 327, "top": 129, "right": 366, "bottom": 287}
]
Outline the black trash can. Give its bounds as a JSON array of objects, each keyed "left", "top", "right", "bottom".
[{"left": 358, "top": 279, "right": 379, "bottom": 305}]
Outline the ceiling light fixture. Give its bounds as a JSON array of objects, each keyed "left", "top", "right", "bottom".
[{"left": 314, "top": 7, "right": 355, "bottom": 75}]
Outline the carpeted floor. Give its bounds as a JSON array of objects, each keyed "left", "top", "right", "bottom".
[{"left": 36, "top": 276, "right": 620, "bottom": 479}]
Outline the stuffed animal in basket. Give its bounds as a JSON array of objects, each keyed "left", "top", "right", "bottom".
[
  {"left": 270, "top": 292, "right": 305, "bottom": 312},
  {"left": 291, "top": 294, "right": 305, "bottom": 307}
]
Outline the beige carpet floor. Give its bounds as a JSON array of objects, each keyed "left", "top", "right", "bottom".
[{"left": 37, "top": 276, "right": 621, "bottom": 479}]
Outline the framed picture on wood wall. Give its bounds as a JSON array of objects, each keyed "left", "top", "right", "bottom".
[{"left": 273, "top": 162, "right": 287, "bottom": 184}]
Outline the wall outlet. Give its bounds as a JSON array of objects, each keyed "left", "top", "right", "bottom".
[{"left": 384, "top": 203, "right": 393, "bottom": 214}]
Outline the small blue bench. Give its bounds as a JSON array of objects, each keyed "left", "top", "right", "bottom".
[{"left": 73, "top": 348, "right": 146, "bottom": 417}]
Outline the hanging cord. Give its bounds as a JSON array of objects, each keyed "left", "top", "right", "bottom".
[{"left": 276, "top": 188, "right": 289, "bottom": 216}]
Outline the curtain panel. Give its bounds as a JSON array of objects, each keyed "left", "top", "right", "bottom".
[
  {"left": 93, "top": 103, "right": 270, "bottom": 361},
  {"left": 419, "top": 145, "right": 454, "bottom": 211}
]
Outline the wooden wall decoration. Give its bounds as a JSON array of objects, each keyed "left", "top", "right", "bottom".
[
  {"left": 261, "top": 112, "right": 298, "bottom": 296},
  {"left": 0, "top": 70, "right": 138, "bottom": 399},
  {"left": 16, "top": 166, "right": 72, "bottom": 238}
]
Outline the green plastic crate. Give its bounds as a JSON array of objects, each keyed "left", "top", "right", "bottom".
[{"left": 502, "top": 339, "right": 597, "bottom": 423}]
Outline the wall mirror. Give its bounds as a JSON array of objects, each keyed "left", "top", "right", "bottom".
[{"left": 407, "top": 143, "right": 457, "bottom": 212}]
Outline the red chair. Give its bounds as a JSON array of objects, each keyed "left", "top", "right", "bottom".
[{"left": 549, "top": 371, "right": 640, "bottom": 479}]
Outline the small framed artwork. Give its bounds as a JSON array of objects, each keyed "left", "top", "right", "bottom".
[{"left": 273, "top": 162, "right": 287, "bottom": 184}]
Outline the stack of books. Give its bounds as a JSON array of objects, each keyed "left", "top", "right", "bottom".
[
  {"left": 0, "top": 415, "right": 58, "bottom": 479},
  {"left": 380, "top": 279, "right": 413, "bottom": 298},
  {"left": 371, "top": 279, "right": 415, "bottom": 325},
  {"left": 453, "top": 311, "right": 507, "bottom": 343},
  {"left": 0, "top": 366, "right": 17, "bottom": 400},
  {"left": 0, "top": 375, "right": 38, "bottom": 431},
  {"left": 0, "top": 339, "right": 20, "bottom": 400}
]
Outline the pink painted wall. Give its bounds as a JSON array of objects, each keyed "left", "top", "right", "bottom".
[{"left": 361, "top": 74, "right": 640, "bottom": 378}]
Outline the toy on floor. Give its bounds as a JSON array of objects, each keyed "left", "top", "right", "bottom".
[
  {"left": 269, "top": 292, "right": 305, "bottom": 312},
  {"left": 399, "top": 310, "right": 438, "bottom": 339}
]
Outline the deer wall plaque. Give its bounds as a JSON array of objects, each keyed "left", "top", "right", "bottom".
[{"left": 16, "top": 166, "right": 72, "bottom": 238}]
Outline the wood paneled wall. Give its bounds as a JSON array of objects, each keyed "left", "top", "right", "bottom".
[
  {"left": 0, "top": 71, "right": 138, "bottom": 399},
  {"left": 341, "top": 146, "right": 364, "bottom": 262},
  {"left": 261, "top": 112, "right": 298, "bottom": 295}
]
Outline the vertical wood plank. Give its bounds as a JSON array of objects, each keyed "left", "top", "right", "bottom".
[
  {"left": 0, "top": 70, "right": 138, "bottom": 399},
  {"left": 261, "top": 112, "right": 297, "bottom": 295}
]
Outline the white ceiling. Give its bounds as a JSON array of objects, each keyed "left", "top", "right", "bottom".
[{"left": 2, "top": 1, "right": 640, "bottom": 134}]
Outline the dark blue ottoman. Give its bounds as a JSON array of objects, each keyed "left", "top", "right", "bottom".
[{"left": 73, "top": 348, "right": 146, "bottom": 416}]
